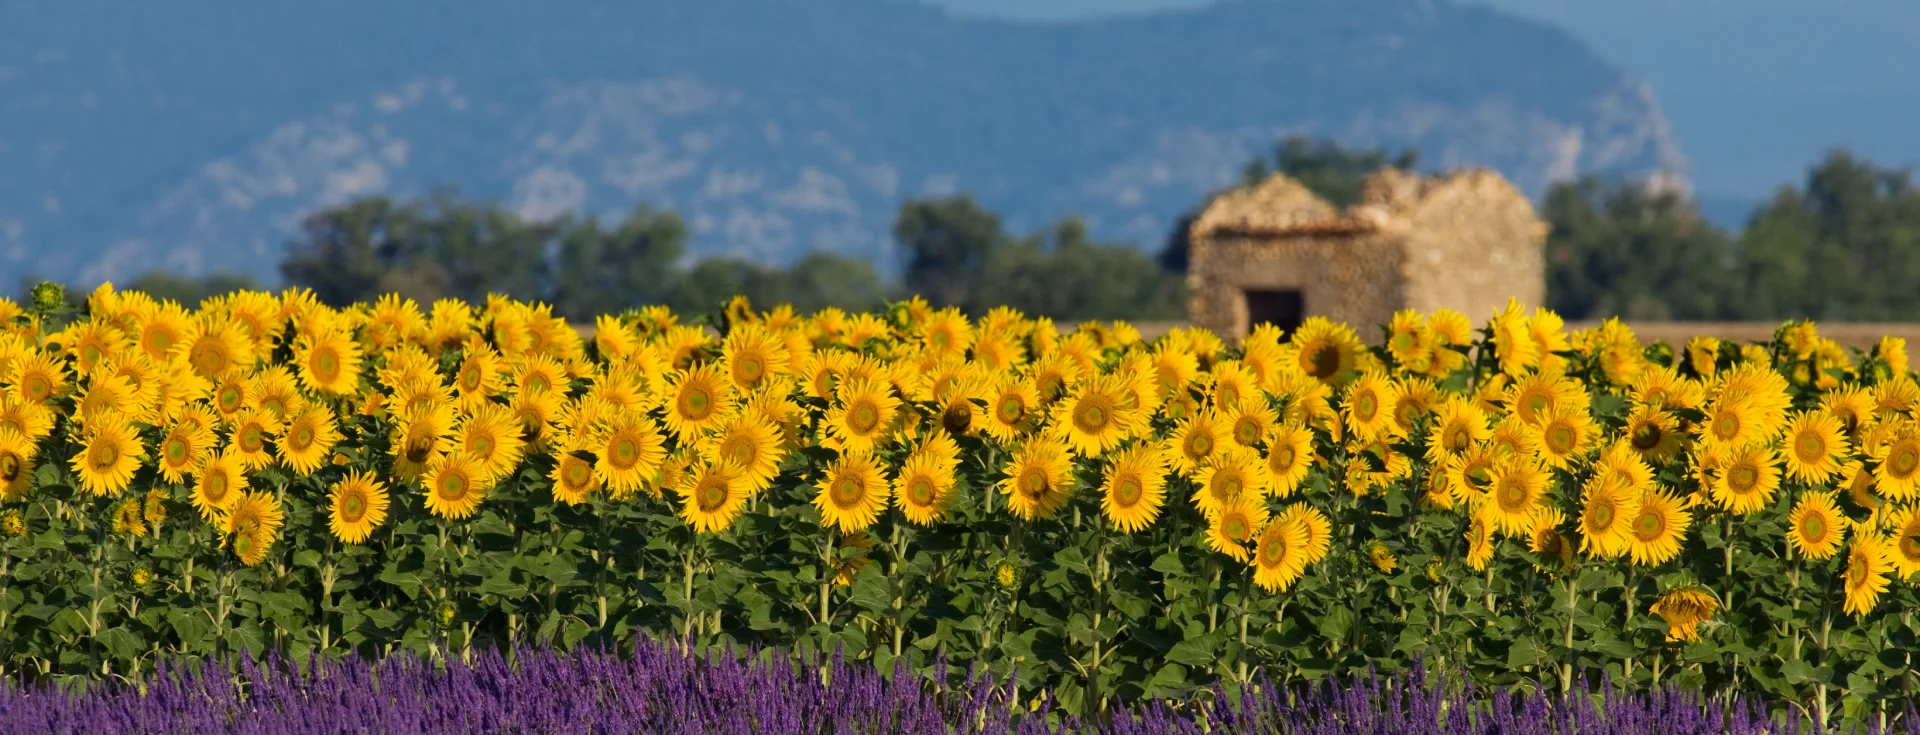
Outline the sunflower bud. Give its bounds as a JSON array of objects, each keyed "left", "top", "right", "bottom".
[
  {"left": 0, "top": 509, "right": 25, "bottom": 538},
  {"left": 437, "top": 602, "right": 459, "bottom": 629},
  {"left": 29, "top": 281, "right": 65, "bottom": 313},
  {"left": 131, "top": 563, "right": 153, "bottom": 587}
]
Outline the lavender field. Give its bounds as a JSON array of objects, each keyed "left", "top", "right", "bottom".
[{"left": 0, "top": 642, "right": 1906, "bottom": 735}]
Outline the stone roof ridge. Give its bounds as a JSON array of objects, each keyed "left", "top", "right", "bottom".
[{"left": 1194, "top": 167, "right": 1534, "bottom": 239}]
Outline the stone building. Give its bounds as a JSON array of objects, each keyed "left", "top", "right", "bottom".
[{"left": 1184, "top": 168, "right": 1547, "bottom": 342}]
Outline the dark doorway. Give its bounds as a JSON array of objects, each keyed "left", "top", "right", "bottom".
[{"left": 1244, "top": 289, "right": 1304, "bottom": 336}]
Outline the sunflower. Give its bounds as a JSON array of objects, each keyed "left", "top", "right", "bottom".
[
  {"left": 1775, "top": 411, "right": 1847, "bottom": 485},
  {"left": 832, "top": 530, "right": 876, "bottom": 587},
  {"left": 1649, "top": 587, "right": 1720, "bottom": 642},
  {"left": 1485, "top": 459, "right": 1550, "bottom": 536},
  {"left": 666, "top": 460, "right": 744, "bottom": 534},
  {"left": 1821, "top": 385, "right": 1877, "bottom": 441},
  {"left": 455, "top": 404, "right": 526, "bottom": 481},
  {"left": 109, "top": 496, "right": 147, "bottom": 538},
  {"left": 1216, "top": 400, "right": 1273, "bottom": 450},
  {"left": 327, "top": 471, "right": 389, "bottom": 544},
  {"left": 1487, "top": 415, "right": 1540, "bottom": 459},
  {"left": 452, "top": 344, "right": 505, "bottom": 408},
  {"left": 135, "top": 302, "right": 192, "bottom": 362},
  {"left": 1622, "top": 405, "right": 1684, "bottom": 462},
  {"left": 1842, "top": 532, "right": 1895, "bottom": 617},
  {"left": 1710, "top": 446, "right": 1780, "bottom": 515},
  {"left": 1626, "top": 489, "right": 1689, "bottom": 566},
  {"left": 155, "top": 421, "right": 212, "bottom": 484},
  {"left": 513, "top": 355, "right": 572, "bottom": 396},
  {"left": 1488, "top": 300, "right": 1538, "bottom": 375},
  {"left": 1697, "top": 400, "right": 1763, "bottom": 452},
  {"left": 1534, "top": 407, "right": 1595, "bottom": 470},
  {"left": 1277, "top": 504, "right": 1331, "bottom": 564},
  {"left": 1208, "top": 361, "right": 1260, "bottom": 411},
  {"left": 655, "top": 362, "right": 732, "bottom": 443},
  {"left": 1887, "top": 506, "right": 1920, "bottom": 578},
  {"left": 1875, "top": 428, "right": 1920, "bottom": 501},
  {"left": 296, "top": 328, "right": 361, "bottom": 396},
  {"left": 890, "top": 450, "right": 957, "bottom": 526},
  {"left": 227, "top": 409, "right": 280, "bottom": 471},
  {"left": 424, "top": 453, "right": 491, "bottom": 520},
  {"left": 0, "top": 429, "right": 39, "bottom": 502},
  {"left": 1098, "top": 443, "right": 1169, "bottom": 533},
  {"left": 1264, "top": 423, "right": 1313, "bottom": 497},
  {"left": 1165, "top": 411, "right": 1225, "bottom": 480},
  {"left": 72, "top": 415, "right": 143, "bottom": 496},
  {"left": 592, "top": 414, "right": 667, "bottom": 500},
  {"left": 1288, "top": 317, "right": 1362, "bottom": 384},
  {"left": 1205, "top": 496, "right": 1268, "bottom": 563},
  {"left": 1053, "top": 375, "right": 1143, "bottom": 457},
  {"left": 73, "top": 373, "right": 138, "bottom": 427},
  {"left": 277, "top": 403, "right": 340, "bottom": 477},
  {"left": 1382, "top": 310, "right": 1430, "bottom": 366},
  {"left": 192, "top": 452, "right": 245, "bottom": 521},
  {"left": 0, "top": 395, "right": 54, "bottom": 440},
  {"left": 1505, "top": 372, "right": 1585, "bottom": 426},
  {"left": 1250, "top": 510, "right": 1311, "bottom": 592},
  {"left": 814, "top": 451, "right": 889, "bottom": 532},
  {"left": 390, "top": 402, "right": 455, "bottom": 481},
  {"left": 1787, "top": 491, "right": 1847, "bottom": 560},
  {"left": 1465, "top": 507, "right": 1498, "bottom": 571},
  {"left": 549, "top": 451, "right": 601, "bottom": 506},
  {"left": 697, "top": 413, "right": 785, "bottom": 492},
  {"left": 1193, "top": 448, "right": 1269, "bottom": 517},
  {"left": 825, "top": 377, "right": 899, "bottom": 456},
  {"left": 720, "top": 325, "right": 790, "bottom": 392},
  {"left": 1001, "top": 439, "right": 1074, "bottom": 521},
  {"left": 221, "top": 489, "right": 283, "bottom": 566},
  {"left": 177, "top": 318, "right": 254, "bottom": 380},
  {"left": 1577, "top": 479, "right": 1641, "bottom": 558},
  {"left": 1425, "top": 399, "right": 1489, "bottom": 465},
  {"left": 1592, "top": 441, "right": 1654, "bottom": 496},
  {"left": 1527, "top": 508, "right": 1574, "bottom": 575},
  {"left": 1341, "top": 371, "right": 1400, "bottom": 440},
  {"left": 99, "top": 358, "right": 161, "bottom": 422},
  {"left": 1840, "top": 461, "right": 1882, "bottom": 514},
  {"left": 9, "top": 351, "right": 67, "bottom": 405},
  {"left": 1444, "top": 446, "right": 1501, "bottom": 508}
]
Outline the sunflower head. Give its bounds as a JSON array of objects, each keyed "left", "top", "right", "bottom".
[{"left": 1649, "top": 587, "right": 1719, "bottom": 642}]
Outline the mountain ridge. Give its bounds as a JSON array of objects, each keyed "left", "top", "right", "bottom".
[{"left": 0, "top": 0, "right": 1685, "bottom": 286}]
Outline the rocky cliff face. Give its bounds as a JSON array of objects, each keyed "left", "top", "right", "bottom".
[{"left": 0, "top": 0, "right": 1685, "bottom": 286}]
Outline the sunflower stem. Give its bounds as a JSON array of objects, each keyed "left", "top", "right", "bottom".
[{"left": 1560, "top": 573, "right": 1577, "bottom": 694}]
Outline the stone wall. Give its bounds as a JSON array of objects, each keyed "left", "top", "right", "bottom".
[
  {"left": 1187, "top": 231, "right": 1404, "bottom": 341},
  {"left": 1394, "top": 170, "right": 1547, "bottom": 319}
]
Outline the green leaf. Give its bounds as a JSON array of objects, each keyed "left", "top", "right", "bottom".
[
  {"left": 1166, "top": 630, "right": 1227, "bottom": 667},
  {"left": 97, "top": 627, "right": 142, "bottom": 662},
  {"left": 1319, "top": 606, "right": 1356, "bottom": 642}
]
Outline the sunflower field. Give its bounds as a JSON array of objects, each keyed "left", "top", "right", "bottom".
[{"left": 0, "top": 283, "right": 1916, "bottom": 727}]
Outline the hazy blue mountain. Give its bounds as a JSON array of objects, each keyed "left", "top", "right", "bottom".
[{"left": 0, "top": 0, "right": 1684, "bottom": 286}]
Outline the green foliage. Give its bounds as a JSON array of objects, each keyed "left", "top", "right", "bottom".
[
  {"left": 1543, "top": 177, "right": 1737, "bottom": 320},
  {"left": 899, "top": 198, "right": 1185, "bottom": 321},
  {"left": 1547, "top": 150, "right": 1920, "bottom": 322}
]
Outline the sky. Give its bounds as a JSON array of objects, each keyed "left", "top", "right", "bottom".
[{"left": 923, "top": 0, "right": 1920, "bottom": 202}]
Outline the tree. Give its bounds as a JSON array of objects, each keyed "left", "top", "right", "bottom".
[
  {"left": 895, "top": 196, "right": 1004, "bottom": 309},
  {"left": 1542, "top": 177, "right": 1737, "bottom": 321},
  {"left": 974, "top": 218, "right": 1184, "bottom": 322},
  {"left": 552, "top": 205, "right": 690, "bottom": 321},
  {"left": 1732, "top": 150, "right": 1920, "bottom": 320}
]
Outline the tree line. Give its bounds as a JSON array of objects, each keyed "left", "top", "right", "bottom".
[{"left": 27, "top": 138, "right": 1920, "bottom": 324}]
